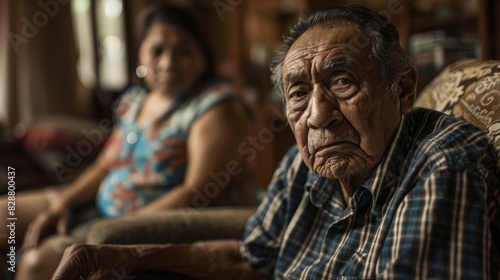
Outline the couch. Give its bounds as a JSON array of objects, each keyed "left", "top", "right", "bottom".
[{"left": 84, "top": 59, "right": 500, "bottom": 278}]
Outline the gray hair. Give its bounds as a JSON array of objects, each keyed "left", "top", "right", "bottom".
[{"left": 270, "top": 5, "right": 414, "bottom": 99}]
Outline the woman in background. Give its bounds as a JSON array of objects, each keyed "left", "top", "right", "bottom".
[{"left": 0, "top": 3, "right": 254, "bottom": 279}]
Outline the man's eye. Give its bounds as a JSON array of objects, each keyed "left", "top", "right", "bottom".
[
  {"left": 287, "top": 82, "right": 310, "bottom": 100},
  {"left": 331, "top": 77, "right": 355, "bottom": 93},
  {"left": 333, "top": 78, "right": 352, "bottom": 87},
  {"left": 290, "top": 90, "right": 307, "bottom": 99},
  {"left": 330, "top": 76, "right": 357, "bottom": 98}
]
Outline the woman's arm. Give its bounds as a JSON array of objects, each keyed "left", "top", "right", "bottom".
[
  {"left": 52, "top": 240, "right": 269, "bottom": 280},
  {"left": 136, "top": 99, "right": 252, "bottom": 213},
  {"left": 50, "top": 160, "right": 109, "bottom": 210}
]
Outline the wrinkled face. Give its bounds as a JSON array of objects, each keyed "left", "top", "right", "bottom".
[
  {"left": 283, "top": 23, "right": 402, "bottom": 181},
  {"left": 139, "top": 22, "right": 207, "bottom": 96}
]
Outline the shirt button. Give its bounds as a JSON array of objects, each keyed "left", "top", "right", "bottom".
[
  {"left": 335, "top": 221, "right": 346, "bottom": 229},
  {"left": 127, "top": 131, "right": 138, "bottom": 144}
]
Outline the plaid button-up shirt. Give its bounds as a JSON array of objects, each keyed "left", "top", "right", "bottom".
[{"left": 241, "top": 108, "right": 500, "bottom": 279}]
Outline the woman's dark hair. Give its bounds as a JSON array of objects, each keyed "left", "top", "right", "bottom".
[
  {"left": 136, "top": 3, "right": 214, "bottom": 81},
  {"left": 270, "top": 5, "right": 414, "bottom": 99}
]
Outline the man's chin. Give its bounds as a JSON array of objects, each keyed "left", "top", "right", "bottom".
[{"left": 311, "top": 157, "right": 365, "bottom": 180}]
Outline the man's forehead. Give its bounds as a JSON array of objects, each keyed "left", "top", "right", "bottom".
[
  {"left": 284, "top": 43, "right": 354, "bottom": 64},
  {"left": 283, "top": 24, "right": 369, "bottom": 67}
]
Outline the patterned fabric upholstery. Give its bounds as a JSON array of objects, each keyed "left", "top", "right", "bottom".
[{"left": 415, "top": 59, "right": 500, "bottom": 167}]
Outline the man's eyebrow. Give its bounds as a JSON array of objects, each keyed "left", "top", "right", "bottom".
[
  {"left": 284, "top": 72, "right": 307, "bottom": 83},
  {"left": 321, "top": 59, "right": 355, "bottom": 72}
]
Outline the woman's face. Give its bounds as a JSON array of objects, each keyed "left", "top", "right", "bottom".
[{"left": 139, "top": 22, "right": 207, "bottom": 96}]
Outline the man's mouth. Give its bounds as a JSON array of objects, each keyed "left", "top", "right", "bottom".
[{"left": 311, "top": 141, "right": 351, "bottom": 155}]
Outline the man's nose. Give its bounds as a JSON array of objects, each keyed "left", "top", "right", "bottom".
[{"left": 307, "top": 86, "right": 343, "bottom": 129}]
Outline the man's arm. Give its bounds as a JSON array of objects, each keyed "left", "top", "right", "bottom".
[
  {"left": 379, "top": 167, "right": 500, "bottom": 279},
  {"left": 51, "top": 240, "right": 270, "bottom": 280}
]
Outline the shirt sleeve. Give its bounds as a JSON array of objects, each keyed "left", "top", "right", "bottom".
[
  {"left": 379, "top": 163, "right": 500, "bottom": 279},
  {"left": 240, "top": 146, "right": 299, "bottom": 275}
]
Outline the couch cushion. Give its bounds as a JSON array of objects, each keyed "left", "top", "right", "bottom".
[{"left": 415, "top": 59, "right": 500, "bottom": 166}]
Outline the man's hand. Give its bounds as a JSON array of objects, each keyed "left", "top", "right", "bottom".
[
  {"left": 52, "top": 241, "right": 269, "bottom": 280},
  {"left": 52, "top": 244, "right": 138, "bottom": 280}
]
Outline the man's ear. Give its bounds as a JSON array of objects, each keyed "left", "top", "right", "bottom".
[{"left": 398, "top": 67, "right": 418, "bottom": 115}]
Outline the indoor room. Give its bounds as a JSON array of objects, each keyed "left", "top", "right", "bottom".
[{"left": 1, "top": 0, "right": 499, "bottom": 279}]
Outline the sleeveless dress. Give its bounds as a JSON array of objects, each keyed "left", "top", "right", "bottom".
[{"left": 96, "top": 79, "right": 249, "bottom": 217}]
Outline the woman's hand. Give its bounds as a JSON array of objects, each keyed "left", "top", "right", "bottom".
[
  {"left": 22, "top": 205, "right": 71, "bottom": 250},
  {"left": 51, "top": 244, "right": 137, "bottom": 280}
]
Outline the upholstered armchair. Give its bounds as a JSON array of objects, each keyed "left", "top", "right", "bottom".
[
  {"left": 83, "top": 59, "right": 499, "bottom": 279},
  {"left": 415, "top": 59, "right": 500, "bottom": 167}
]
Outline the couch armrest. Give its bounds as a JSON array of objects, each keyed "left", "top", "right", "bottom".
[{"left": 86, "top": 207, "right": 257, "bottom": 245}]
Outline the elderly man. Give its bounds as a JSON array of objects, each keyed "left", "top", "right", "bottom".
[{"left": 52, "top": 5, "right": 499, "bottom": 280}]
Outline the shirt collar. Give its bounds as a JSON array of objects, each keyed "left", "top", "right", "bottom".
[
  {"left": 305, "top": 172, "right": 332, "bottom": 208},
  {"left": 362, "top": 115, "right": 410, "bottom": 213}
]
